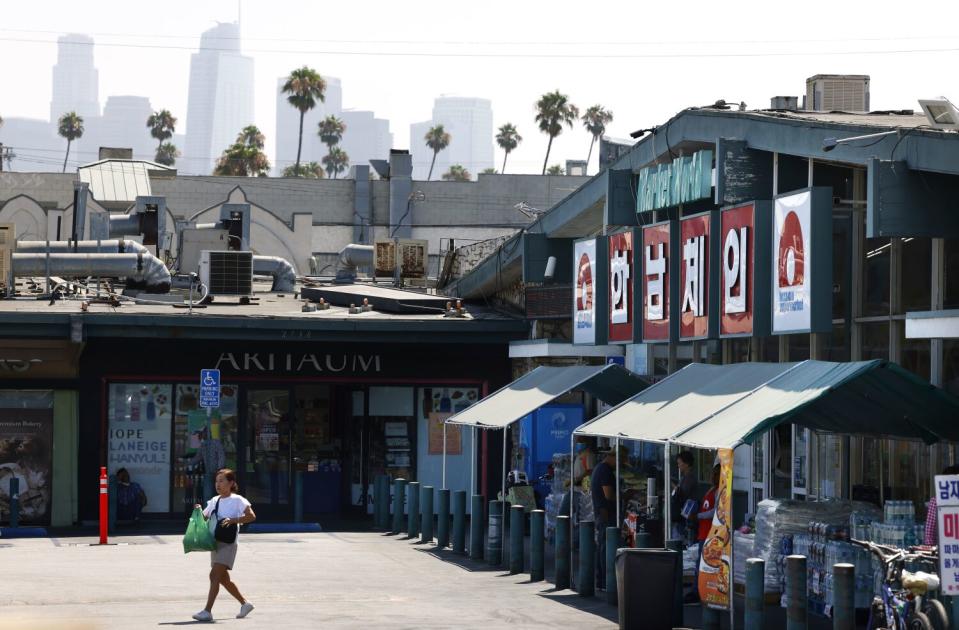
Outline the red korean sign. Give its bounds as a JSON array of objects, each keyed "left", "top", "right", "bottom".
[
  {"left": 720, "top": 204, "right": 755, "bottom": 336},
  {"left": 679, "top": 214, "right": 710, "bottom": 339},
  {"left": 642, "top": 223, "right": 670, "bottom": 341},
  {"left": 608, "top": 231, "right": 634, "bottom": 343}
]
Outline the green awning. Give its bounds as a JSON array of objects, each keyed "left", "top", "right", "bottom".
[
  {"left": 576, "top": 360, "right": 959, "bottom": 448},
  {"left": 445, "top": 364, "right": 648, "bottom": 429}
]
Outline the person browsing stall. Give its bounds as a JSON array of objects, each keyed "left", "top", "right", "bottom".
[
  {"left": 671, "top": 451, "right": 696, "bottom": 543},
  {"left": 591, "top": 446, "right": 625, "bottom": 590}
]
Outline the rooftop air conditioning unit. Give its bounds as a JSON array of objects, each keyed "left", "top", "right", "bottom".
[
  {"left": 199, "top": 250, "right": 253, "bottom": 296},
  {"left": 0, "top": 223, "right": 14, "bottom": 294}
]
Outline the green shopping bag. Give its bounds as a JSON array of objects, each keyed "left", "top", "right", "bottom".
[{"left": 183, "top": 507, "right": 216, "bottom": 553}]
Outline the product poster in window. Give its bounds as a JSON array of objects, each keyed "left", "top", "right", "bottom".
[
  {"left": 573, "top": 239, "right": 598, "bottom": 344},
  {"left": 773, "top": 191, "right": 812, "bottom": 332},
  {"left": 607, "top": 231, "right": 634, "bottom": 343},
  {"left": 680, "top": 214, "right": 710, "bottom": 339},
  {"left": 108, "top": 383, "right": 173, "bottom": 513},
  {"left": 0, "top": 408, "right": 53, "bottom": 524},
  {"left": 642, "top": 223, "right": 671, "bottom": 341},
  {"left": 419, "top": 387, "right": 477, "bottom": 455}
]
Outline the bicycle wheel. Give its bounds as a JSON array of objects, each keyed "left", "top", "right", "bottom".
[
  {"left": 907, "top": 611, "right": 933, "bottom": 630},
  {"left": 923, "top": 599, "right": 949, "bottom": 630}
]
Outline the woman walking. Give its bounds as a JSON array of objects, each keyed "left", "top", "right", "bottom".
[{"left": 192, "top": 468, "right": 256, "bottom": 622}]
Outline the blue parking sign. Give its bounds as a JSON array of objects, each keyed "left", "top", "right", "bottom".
[{"left": 199, "top": 369, "right": 220, "bottom": 408}]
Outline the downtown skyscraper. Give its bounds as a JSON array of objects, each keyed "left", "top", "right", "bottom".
[{"left": 50, "top": 33, "right": 100, "bottom": 122}]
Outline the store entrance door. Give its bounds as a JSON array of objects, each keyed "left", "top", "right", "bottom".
[{"left": 245, "top": 389, "right": 293, "bottom": 518}]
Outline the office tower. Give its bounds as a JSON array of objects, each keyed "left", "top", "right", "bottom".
[
  {"left": 410, "top": 97, "right": 494, "bottom": 180},
  {"left": 183, "top": 23, "right": 254, "bottom": 174},
  {"left": 50, "top": 34, "right": 100, "bottom": 122}
]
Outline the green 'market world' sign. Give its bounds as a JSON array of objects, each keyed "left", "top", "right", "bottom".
[{"left": 636, "top": 149, "right": 713, "bottom": 213}]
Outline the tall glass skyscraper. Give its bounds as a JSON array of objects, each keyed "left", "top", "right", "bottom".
[
  {"left": 50, "top": 34, "right": 100, "bottom": 122},
  {"left": 410, "top": 97, "right": 494, "bottom": 181}
]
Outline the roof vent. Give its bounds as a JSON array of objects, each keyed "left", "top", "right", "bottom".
[
  {"left": 770, "top": 96, "right": 799, "bottom": 111},
  {"left": 199, "top": 250, "right": 253, "bottom": 296},
  {"left": 805, "top": 74, "right": 870, "bottom": 112}
]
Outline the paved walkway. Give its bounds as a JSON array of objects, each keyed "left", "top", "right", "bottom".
[{"left": 0, "top": 531, "right": 618, "bottom": 629}]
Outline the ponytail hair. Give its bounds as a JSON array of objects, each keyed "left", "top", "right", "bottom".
[{"left": 216, "top": 468, "right": 238, "bottom": 493}]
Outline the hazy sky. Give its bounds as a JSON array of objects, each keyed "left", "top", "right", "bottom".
[{"left": 1, "top": 0, "right": 957, "bottom": 174}]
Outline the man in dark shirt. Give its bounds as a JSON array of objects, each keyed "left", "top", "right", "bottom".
[
  {"left": 671, "top": 451, "right": 696, "bottom": 543},
  {"left": 591, "top": 447, "right": 619, "bottom": 590}
]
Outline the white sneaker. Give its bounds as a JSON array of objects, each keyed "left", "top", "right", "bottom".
[
  {"left": 192, "top": 609, "right": 213, "bottom": 622},
  {"left": 237, "top": 602, "right": 254, "bottom": 619}
]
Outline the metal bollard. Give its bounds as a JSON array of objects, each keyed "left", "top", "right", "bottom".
[
  {"left": 436, "top": 489, "right": 450, "bottom": 548},
  {"left": 452, "top": 491, "right": 466, "bottom": 554},
  {"left": 108, "top": 474, "right": 117, "bottom": 533},
  {"left": 9, "top": 476, "right": 19, "bottom": 528},
  {"left": 530, "top": 509, "right": 545, "bottom": 582},
  {"left": 488, "top": 500, "right": 504, "bottom": 566},
  {"left": 833, "top": 563, "right": 855, "bottom": 630},
  {"left": 391, "top": 478, "right": 406, "bottom": 534},
  {"left": 745, "top": 557, "right": 766, "bottom": 629},
  {"left": 294, "top": 470, "right": 303, "bottom": 523},
  {"left": 420, "top": 485, "right": 434, "bottom": 543},
  {"left": 634, "top": 530, "right": 652, "bottom": 549},
  {"left": 666, "top": 539, "right": 684, "bottom": 626},
  {"left": 469, "top": 494, "right": 484, "bottom": 560},
  {"left": 605, "top": 526, "right": 618, "bottom": 605},
  {"left": 786, "top": 555, "right": 808, "bottom": 630},
  {"left": 407, "top": 482, "right": 420, "bottom": 539},
  {"left": 509, "top": 505, "right": 524, "bottom": 574},
  {"left": 555, "top": 515, "right": 571, "bottom": 590},
  {"left": 578, "top": 521, "right": 595, "bottom": 597}
]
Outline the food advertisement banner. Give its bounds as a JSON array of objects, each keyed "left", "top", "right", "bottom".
[
  {"left": 0, "top": 408, "right": 53, "bottom": 524},
  {"left": 698, "top": 447, "right": 733, "bottom": 610}
]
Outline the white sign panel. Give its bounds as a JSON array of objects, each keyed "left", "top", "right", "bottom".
[
  {"left": 108, "top": 383, "right": 172, "bottom": 513},
  {"left": 936, "top": 475, "right": 959, "bottom": 594},
  {"left": 772, "top": 191, "right": 812, "bottom": 333},
  {"left": 574, "top": 239, "right": 597, "bottom": 344}
]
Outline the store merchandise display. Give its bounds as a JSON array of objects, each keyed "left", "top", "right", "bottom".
[
  {"left": 792, "top": 522, "right": 875, "bottom": 613},
  {"left": 544, "top": 454, "right": 572, "bottom": 538},
  {"left": 733, "top": 531, "right": 755, "bottom": 586}
]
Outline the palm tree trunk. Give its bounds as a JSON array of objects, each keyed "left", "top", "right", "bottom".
[
  {"left": 502, "top": 151, "right": 508, "bottom": 174},
  {"left": 586, "top": 137, "right": 596, "bottom": 175},
  {"left": 295, "top": 111, "right": 305, "bottom": 170},
  {"left": 62, "top": 139, "right": 71, "bottom": 173},
  {"left": 542, "top": 135, "right": 554, "bottom": 175},
  {"left": 428, "top": 150, "right": 438, "bottom": 180}
]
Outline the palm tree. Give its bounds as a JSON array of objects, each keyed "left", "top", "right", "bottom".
[
  {"left": 481, "top": 168, "right": 497, "bottom": 175},
  {"left": 534, "top": 91, "right": 579, "bottom": 175},
  {"left": 582, "top": 105, "right": 613, "bottom": 174},
  {"left": 442, "top": 164, "right": 471, "bottom": 182},
  {"left": 322, "top": 146, "right": 349, "bottom": 179},
  {"left": 146, "top": 109, "right": 177, "bottom": 161},
  {"left": 214, "top": 125, "right": 271, "bottom": 176},
  {"left": 495, "top": 123, "right": 522, "bottom": 174},
  {"left": 57, "top": 111, "right": 84, "bottom": 173},
  {"left": 546, "top": 164, "right": 565, "bottom": 176},
  {"left": 281, "top": 66, "right": 326, "bottom": 172},
  {"left": 282, "top": 162, "right": 324, "bottom": 178},
  {"left": 318, "top": 115, "right": 346, "bottom": 150},
  {"left": 424, "top": 124, "right": 451, "bottom": 181},
  {"left": 155, "top": 143, "right": 180, "bottom": 166}
]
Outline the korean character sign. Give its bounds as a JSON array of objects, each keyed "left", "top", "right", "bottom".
[{"left": 935, "top": 474, "right": 959, "bottom": 594}]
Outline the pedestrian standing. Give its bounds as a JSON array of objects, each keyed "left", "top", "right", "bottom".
[{"left": 192, "top": 468, "right": 256, "bottom": 622}]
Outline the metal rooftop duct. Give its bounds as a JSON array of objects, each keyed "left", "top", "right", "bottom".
[
  {"left": 12, "top": 252, "right": 172, "bottom": 293},
  {"left": 334, "top": 244, "right": 374, "bottom": 284},
  {"left": 252, "top": 255, "right": 296, "bottom": 293},
  {"left": 16, "top": 239, "right": 150, "bottom": 256}
]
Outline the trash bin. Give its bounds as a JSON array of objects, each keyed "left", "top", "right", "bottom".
[{"left": 615, "top": 548, "right": 681, "bottom": 630}]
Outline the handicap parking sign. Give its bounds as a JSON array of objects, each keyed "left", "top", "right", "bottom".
[{"left": 199, "top": 369, "right": 220, "bottom": 408}]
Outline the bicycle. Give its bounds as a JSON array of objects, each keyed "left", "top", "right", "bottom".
[{"left": 850, "top": 539, "right": 949, "bottom": 630}]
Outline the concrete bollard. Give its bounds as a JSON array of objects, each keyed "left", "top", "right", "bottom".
[
  {"left": 488, "top": 500, "right": 504, "bottom": 566},
  {"left": 407, "top": 482, "right": 420, "bottom": 539},
  {"left": 420, "top": 485, "right": 434, "bottom": 543},
  {"left": 578, "top": 521, "right": 595, "bottom": 597},
  {"left": 436, "top": 489, "right": 450, "bottom": 548},
  {"left": 833, "top": 563, "right": 855, "bottom": 630},
  {"left": 452, "top": 491, "right": 466, "bottom": 554},
  {"left": 391, "top": 478, "right": 406, "bottom": 534},
  {"left": 555, "top": 515, "right": 571, "bottom": 590},
  {"left": 509, "top": 505, "right": 524, "bottom": 574},
  {"left": 469, "top": 495, "right": 484, "bottom": 560},
  {"left": 634, "top": 530, "right": 652, "bottom": 549},
  {"left": 745, "top": 557, "right": 766, "bottom": 629},
  {"left": 786, "top": 554, "right": 808, "bottom": 630},
  {"left": 666, "top": 539, "right": 684, "bottom": 626},
  {"left": 530, "top": 509, "right": 545, "bottom": 582},
  {"left": 605, "top": 526, "right": 618, "bottom": 605},
  {"left": 9, "top": 476, "right": 19, "bottom": 529}
]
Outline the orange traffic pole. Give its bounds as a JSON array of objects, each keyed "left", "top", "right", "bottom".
[{"left": 99, "top": 467, "right": 108, "bottom": 545}]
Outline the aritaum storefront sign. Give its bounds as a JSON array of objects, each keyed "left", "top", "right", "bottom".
[{"left": 636, "top": 150, "right": 714, "bottom": 213}]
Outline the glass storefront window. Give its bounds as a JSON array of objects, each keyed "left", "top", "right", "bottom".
[
  {"left": 945, "top": 340, "right": 959, "bottom": 397},
  {"left": 108, "top": 384, "right": 174, "bottom": 514},
  {"left": 833, "top": 214, "right": 852, "bottom": 320},
  {"left": 901, "top": 237, "right": 932, "bottom": 313},
  {"left": 172, "top": 383, "right": 238, "bottom": 511},
  {"left": 727, "top": 338, "right": 750, "bottom": 364},
  {"left": 825, "top": 325, "right": 850, "bottom": 362},
  {"left": 817, "top": 433, "right": 843, "bottom": 499},
  {"left": 788, "top": 334, "right": 810, "bottom": 361},
  {"left": 944, "top": 238, "right": 959, "bottom": 310},
  {"left": 861, "top": 322, "right": 890, "bottom": 361},
  {"left": 0, "top": 391, "right": 54, "bottom": 525},
  {"left": 900, "top": 336, "right": 930, "bottom": 381},
  {"left": 864, "top": 237, "right": 891, "bottom": 316}
]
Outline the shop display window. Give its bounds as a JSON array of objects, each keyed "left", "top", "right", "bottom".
[
  {"left": 787, "top": 333, "right": 810, "bottom": 361},
  {"left": 945, "top": 238, "right": 959, "bottom": 310},
  {"left": 825, "top": 325, "right": 850, "bottom": 362},
  {"left": 172, "top": 383, "right": 238, "bottom": 511},
  {"left": 832, "top": 214, "right": 852, "bottom": 320},
  {"left": 900, "top": 336, "right": 931, "bottom": 381},
  {"left": 864, "top": 237, "right": 891, "bottom": 316},
  {"left": 816, "top": 433, "right": 843, "bottom": 499},
  {"left": 368, "top": 387, "right": 415, "bottom": 482},
  {"left": 0, "top": 390, "right": 54, "bottom": 525},
  {"left": 901, "top": 237, "right": 932, "bottom": 314},
  {"left": 943, "top": 340, "right": 959, "bottom": 398},
  {"left": 861, "top": 322, "right": 890, "bottom": 361},
  {"left": 108, "top": 384, "right": 174, "bottom": 513}
]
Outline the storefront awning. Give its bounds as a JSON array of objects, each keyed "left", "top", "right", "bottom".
[
  {"left": 445, "top": 364, "right": 648, "bottom": 429},
  {"left": 575, "top": 360, "right": 959, "bottom": 448}
]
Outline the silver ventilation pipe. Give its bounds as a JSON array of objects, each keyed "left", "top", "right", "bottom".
[
  {"left": 252, "top": 255, "right": 297, "bottom": 293},
  {"left": 12, "top": 252, "right": 172, "bottom": 293},
  {"left": 16, "top": 239, "right": 150, "bottom": 256},
  {"left": 334, "top": 244, "right": 374, "bottom": 284}
]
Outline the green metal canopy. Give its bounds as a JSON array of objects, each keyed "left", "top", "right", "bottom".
[
  {"left": 445, "top": 363, "right": 648, "bottom": 429},
  {"left": 575, "top": 360, "right": 959, "bottom": 448}
]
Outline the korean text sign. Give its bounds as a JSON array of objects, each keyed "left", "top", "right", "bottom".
[
  {"left": 608, "top": 231, "right": 634, "bottom": 343},
  {"left": 679, "top": 214, "right": 710, "bottom": 339},
  {"left": 642, "top": 223, "right": 670, "bottom": 341},
  {"left": 937, "top": 474, "right": 959, "bottom": 594}
]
